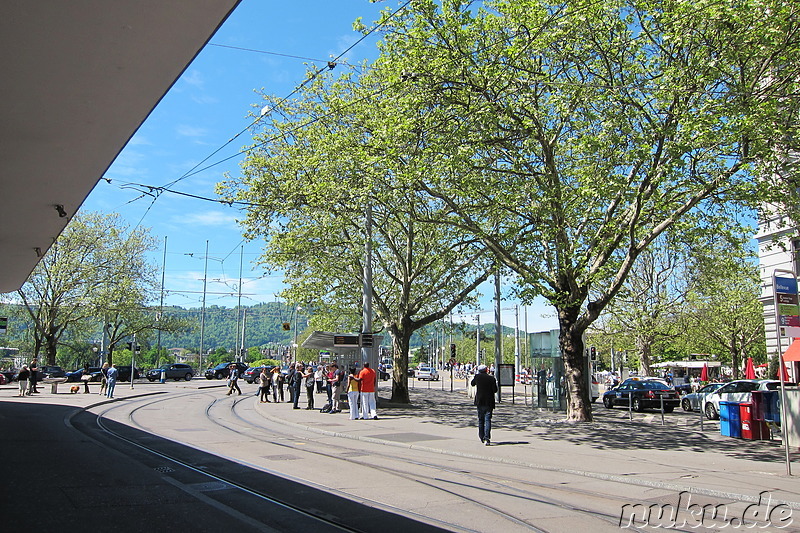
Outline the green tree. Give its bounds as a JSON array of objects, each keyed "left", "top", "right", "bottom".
[
  {"left": 12, "top": 213, "right": 155, "bottom": 365},
  {"left": 220, "top": 71, "right": 494, "bottom": 404},
  {"left": 346, "top": 0, "right": 799, "bottom": 420}
]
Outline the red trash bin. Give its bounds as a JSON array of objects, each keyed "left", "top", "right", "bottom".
[{"left": 740, "top": 402, "right": 769, "bottom": 440}]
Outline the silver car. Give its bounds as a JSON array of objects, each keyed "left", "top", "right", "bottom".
[
  {"left": 701, "top": 380, "right": 787, "bottom": 420},
  {"left": 680, "top": 382, "right": 724, "bottom": 412}
]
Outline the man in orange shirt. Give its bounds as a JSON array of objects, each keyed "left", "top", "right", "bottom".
[{"left": 357, "top": 362, "right": 378, "bottom": 420}]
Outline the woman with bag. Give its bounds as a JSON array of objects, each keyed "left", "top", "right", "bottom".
[
  {"left": 346, "top": 367, "right": 361, "bottom": 420},
  {"left": 258, "top": 367, "right": 271, "bottom": 403}
]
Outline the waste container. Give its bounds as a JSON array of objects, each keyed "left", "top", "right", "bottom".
[
  {"left": 751, "top": 391, "right": 769, "bottom": 421},
  {"left": 764, "top": 391, "right": 780, "bottom": 423},
  {"left": 740, "top": 402, "right": 769, "bottom": 440},
  {"left": 719, "top": 401, "right": 742, "bottom": 438}
]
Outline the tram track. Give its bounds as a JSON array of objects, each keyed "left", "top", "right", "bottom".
[{"left": 98, "top": 389, "right": 672, "bottom": 532}]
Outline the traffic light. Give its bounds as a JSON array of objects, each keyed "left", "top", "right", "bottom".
[
  {"left": 450, "top": 343, "right": 456, "bottom": 358},
  {"left": 282, "top": 322, "right": 290, "bottom": 331},
  {"left": 126, "top": 342, "right": 133, "bottom": 351},
  {"left": 590, "top": 346, "right": 597, "bottom": 361}
]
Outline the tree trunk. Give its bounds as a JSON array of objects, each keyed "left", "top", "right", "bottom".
[
  {"left": 558, "top": 307, "right": 592, "bottom": 422},
  {"left": 390, "top": 326, "right": 411, "bottom": 404},
  {"left": 637, "top": 336, "right": 653, "bottom": 377}
]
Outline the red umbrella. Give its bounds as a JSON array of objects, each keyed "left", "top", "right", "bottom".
[
  {"left": 700, "top": 363, "right": 708, "bottom": 381},
  {"left": 744, "top": 357, "right": 756, "bottom": 380}
]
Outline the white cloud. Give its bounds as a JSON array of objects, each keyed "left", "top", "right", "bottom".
[
  {"left": 176, "top": 125, "right": 208, "bottom": 138},
  {"left": 182, "top": 69, "right": 205, "bottom": 88},
  {"left": 179, "top": 210, "right": 238, "bottom": 228}
]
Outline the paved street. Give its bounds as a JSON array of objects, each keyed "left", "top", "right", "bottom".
[{"left": 1, "top": 376, "right": 799, "bottom": 532}]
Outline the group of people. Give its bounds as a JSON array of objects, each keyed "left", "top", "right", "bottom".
[
  {"left": 227, "top": 361, "right": 379, "bottom": 420},
  {"left": 15, "top": 358, "right": 38, "bottom": 397}
]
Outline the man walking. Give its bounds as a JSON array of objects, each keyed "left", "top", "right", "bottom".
[
  {"left": 471, "top": 364, "right": 498, "bottom": 446},
  {"left": 226, "top": 364, "right": 242, "bottom": 395}
]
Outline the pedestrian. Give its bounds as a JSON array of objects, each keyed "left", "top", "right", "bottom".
[
  {"left": 315, "top": 364, "right": 325, "bottom": 393},
  {"left": 346, "top": 366, "right": 360, "bottom": 419},
  {"left": 17, "top": 365, "right": 30, "bottom": 397},
  {"left": 258, "top": 367, "right": 271, "bottom": 403},
  {"left": 471, "top": 364, "right": 498, "bottom": 446},
  {"left": 28, "top": 358, "right": 39, "bottom": 394},
  {"left": 329, "top": 363, "right": 344, "bottom": 413},
  {"left": 304, "top": 365, "right": 315, "bottom": 409},
  {"left": 357, "top": 362, "right": 377, "bottom": 420},
  {"left": 272, "top": 367, "right": 283, "bottom": 402},
  {"left": 286, "top": 362, "right": 296, "bottom": 404},
  {"left": 81, "top": 363, "right": 91, "bottom": 393},
  {"left": 98, "top": 362, "right": 110, "bottom": 396},
  {"left": 291, "top": 363, "right": 304, "bottom": 409},
  {"left": 106, "top": 363, "right": 119, "bottom": 398},
  {"left": 226, "top": 364, "right": 242, "bottom": 396}
]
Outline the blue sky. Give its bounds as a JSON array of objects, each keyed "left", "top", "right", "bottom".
[{"left": 81, "top": 0, "right": 559, "bottom": 332}]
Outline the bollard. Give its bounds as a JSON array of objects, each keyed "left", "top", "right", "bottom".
[
  {"left": 660, "top": 393, "right": 665, "bottom": 426},
  {"left": 628, "top": 392, "right": 633, "bottom": 421},
  {"left": 160, "top": 369, "right": 166, "bottom": 383}
]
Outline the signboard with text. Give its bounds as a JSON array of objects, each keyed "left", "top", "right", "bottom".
[{"left": 774, "top": 274, "right": 800, "bottom": 337}]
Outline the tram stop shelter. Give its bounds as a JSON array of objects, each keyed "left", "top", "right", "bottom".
[{"left": 301, "top": 331, "right": 383, "bottom": 374}]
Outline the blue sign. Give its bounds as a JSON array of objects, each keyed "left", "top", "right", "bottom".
[{"left": 776, "top": 276, "right": 798, "bottom": 294}]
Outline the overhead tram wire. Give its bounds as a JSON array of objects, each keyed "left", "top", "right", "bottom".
[
  {"left": 158, "top": 0, "right": 413, "bottom": 194},
  {"left": 112, "top": 0, "right": 718, "bottom": 215},
  {"left": 121, "top": 0, "right": 413, "bottom": 236}
]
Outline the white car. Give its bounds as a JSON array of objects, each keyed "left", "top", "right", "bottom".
[
  {"left": 701, "top": 380, "right": 786, "bottom": 420},
  {"left": 415, "top": 366, "right": 439, "bottom": 381}
]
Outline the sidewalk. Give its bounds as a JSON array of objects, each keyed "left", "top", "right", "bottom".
[{"left": 255, "top": 381, "right": 800, "bottom": 511}]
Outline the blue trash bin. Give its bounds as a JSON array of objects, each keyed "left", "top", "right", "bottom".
[
  {"left": 719, "top": 401, "right": 742, "bottom": 438},
  {"left": 764, "top": 391, "right": 780, "bottom": 423}
]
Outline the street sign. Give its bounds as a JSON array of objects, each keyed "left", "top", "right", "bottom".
[
  {"left": 360, "top": 333, "right": 374, "bottom": 347},
  {"left": 333, "top": 334, "right": 360, "bottom": 347},
  {"left": 774, "top": 274, "right": 800, "bottom": 337}
]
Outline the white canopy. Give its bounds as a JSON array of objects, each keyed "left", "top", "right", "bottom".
[{"left": 651, "top": 360, "right": 721, "bottom": 369}]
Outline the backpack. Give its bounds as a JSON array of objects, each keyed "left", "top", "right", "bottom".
[{"left": 320, "top": 403, "right": 332, "bottom": 413}]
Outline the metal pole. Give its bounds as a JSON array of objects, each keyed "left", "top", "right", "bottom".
[
  {"left": 235, "top": 244, "right": 243, "bottom": 361},
  {"left": 514, "top": 305, "right": 521, "bottom": 381},
  {"left": 773, "top": 269, "right": 793, "bottom": 476},
  {"left": 199, "top": 240, "right": 208, "bottom": 372},
  {"left": 157, "top": 236, "right": 166, "bottom": 366},
  {"left": 130, "top": 333, "right": 135, "bottom": 390},
  {"left": 494, "top": 266, "right": 502, "bottom": 403},
  {"left": 362, "top": 204, "right": 373, "bottom": 369},
  {"left": 476, "top": 315, "right": 481, "bottom": 367}
]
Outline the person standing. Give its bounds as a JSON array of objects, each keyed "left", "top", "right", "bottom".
[
  {"left": 346, "top": 367, "right": 360, "bottom": 419},
  {"left": 286, "top": 362, "right": 296, "bottom": 404},
  {"left": 303, "top": 365, "right": 315, "bottom": 409},
  {"left": 98, "top": 362, "right": 110, "bottom": 396},
  {"left": 471, "top": 364, "right": 498, "bottom": 446},
  {"left": 17, "top": 365, "right": 30, "bottom": 397},
  {"left": 314, "top": 364, "right": 325, "bottom": 394},
  {"left": 357, "top": 362, "right": 377, "bottom": 420},
  {"left": 226, "top": 364, "right": 242, "bottom": 396},
  {"left": 272, "top": 367, "right": 283, "bottom": 402},
  {"left": 291, "top": 363, "right": 305, "bottom": 409},
  {"left": 329, "top": 363, "right": 344, "bottom": 413},
  {"left": 258, "top": 367, "right": 271, "bottom": 403},
  {"left": 106, "top": 363, "right": 119, "bottom": 399},
  {"left": 28, "top": 358, "right": 39, "bottom": 394}
]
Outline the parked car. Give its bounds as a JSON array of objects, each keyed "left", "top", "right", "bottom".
[
  {"left": 115, "top": 366, "right": 140, "bottom": 382},
  {"left": 415, "top": 366, "right": 439, "bottom": 381},
  {"left": 243, "top": 365, "right": 276, "bottom": 384},
  {"left": 680, "top": 382, "right": 725, "bottom": 412},
  {"left": 205, "top": 361, "right": 248, "bottom": 380},
  {"left": 40, "top": 365, "right": 66, "bottom": 379},
  {"left": 85, "top": 367, "right": 105, "bottom": 382},
  {"left": 701, "top": 379, "right": 795, "bottom": 420},
  {"left": 64, "top": 368, "right": 88, "bottom": 382},
  {"left": 602, "top": 379, "right": 680, "bottom": 412},
  {"left": 147, "top": 363, "right": 194, "bottom": 382},
  {"left": 1, "top": 369, "right": 15, "bottom": 383}
]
